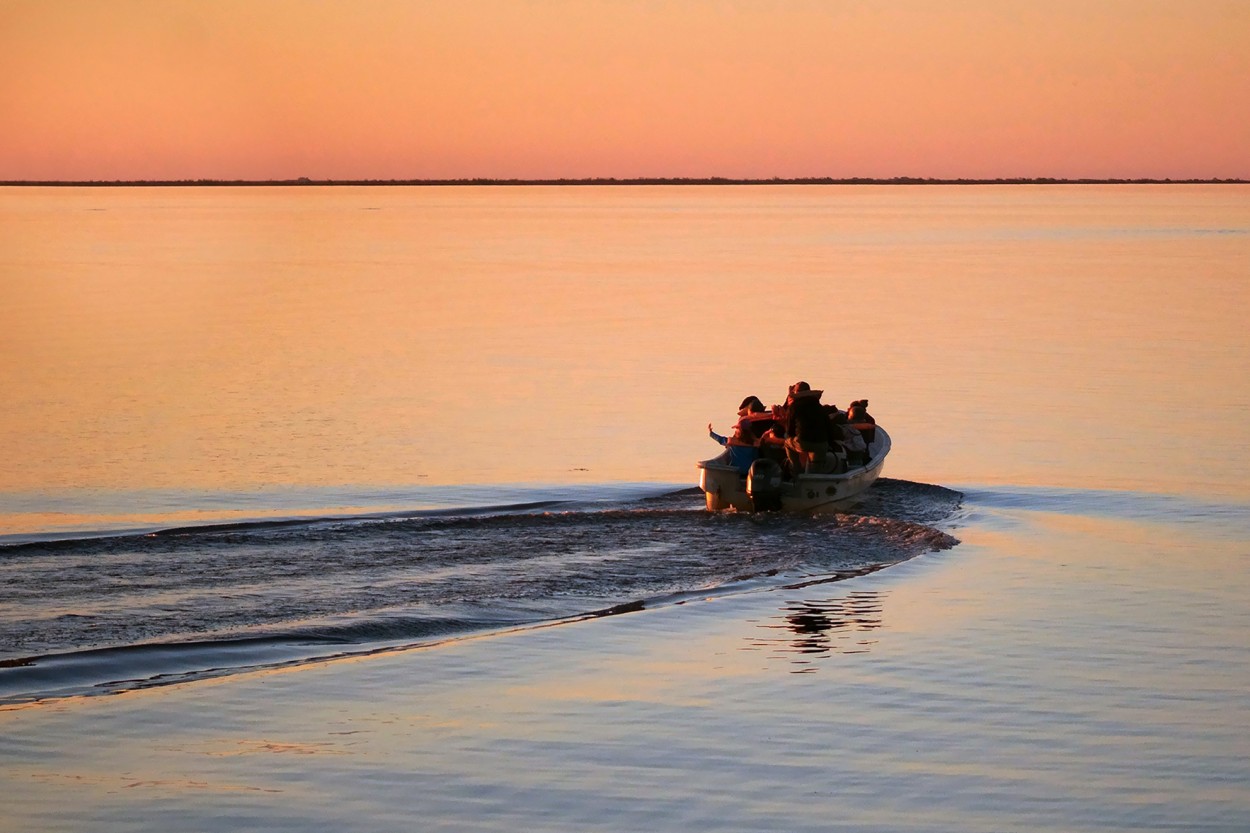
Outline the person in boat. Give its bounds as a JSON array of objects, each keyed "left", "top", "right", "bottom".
[
  {"left": 735, "top": 394, "right": 777, "bottom": 443},
  {"left": 784, "top": 381, "right": 833, "bottom": 475},
  {"left": 835, "top": 420, "right": 869, "bottom": 468},
  {"left": 750, "top": 421, "right": 788, "bottom": 477},
  {"left": 707, "top": 394, "right": 769, "bottom": 475},
  {"left": 738, "top": 395, "right": 766, "bottom": 416},
  {"left": 708, "top": 419, "right": 759, "bottom": 474},
  {"left": 845, "top": 399, "right": 876, "bottom": 456},
  {"left": 847, "top": 399, "right": 875, "bottom": 425}
]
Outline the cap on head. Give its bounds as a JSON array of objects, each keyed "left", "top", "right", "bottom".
[{"left": 738, "top": 395, "right": 765, "bottom": 415}]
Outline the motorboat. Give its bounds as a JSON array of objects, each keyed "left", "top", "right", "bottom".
[{"left": 696, "top": 425, "right": 891, "bottom": 515}]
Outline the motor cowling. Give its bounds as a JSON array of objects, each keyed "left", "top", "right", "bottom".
[{"left": 746, "top": 458, "right": 784, "bottom": 512}]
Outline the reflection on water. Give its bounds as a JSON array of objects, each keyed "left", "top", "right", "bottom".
[
  {"left": 745, "top": 590, "right": 885, "bottom": 672},
  {"left": 2, "top": 185, "right": 1248, "bottom": 509}
]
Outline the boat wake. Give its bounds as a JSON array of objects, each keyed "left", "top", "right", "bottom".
[{"left": 0, "top": 478, "right": 961, "bottom": 706}]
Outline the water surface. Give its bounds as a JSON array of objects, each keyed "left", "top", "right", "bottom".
[
  {"left": 3, "top": 185, "right": 1247, "bottom": 537},
  {"left": 2, "top": 184, "right": 1248, "bottom": 832}
]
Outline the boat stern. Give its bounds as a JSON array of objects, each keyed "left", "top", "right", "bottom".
[{"left": 697, "top": 459, "right": 751, "bottom": 512}]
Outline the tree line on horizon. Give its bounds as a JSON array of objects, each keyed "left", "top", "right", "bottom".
[{"left": 3, "top": 176, "right": 1245, "bottom": 186}]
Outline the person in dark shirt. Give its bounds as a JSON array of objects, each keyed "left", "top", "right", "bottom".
[{"left": 784, "top": 382, "right": 831, "bottom": 474}]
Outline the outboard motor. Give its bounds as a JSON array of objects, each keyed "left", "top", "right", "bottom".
[{"left": 746, "top": 458, "right": 784, "bottom": 512}]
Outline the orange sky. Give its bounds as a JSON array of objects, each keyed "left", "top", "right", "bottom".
[{"left": 1, "top": 0, "right": 1247, "bottom": 181}]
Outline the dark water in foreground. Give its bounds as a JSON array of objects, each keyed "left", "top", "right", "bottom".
[
  {"left": 6, "top": 482, "right": 1247, "bottom": 833},
  {"left": 0, "top": 479, "right": 960, "bottom": 704}
]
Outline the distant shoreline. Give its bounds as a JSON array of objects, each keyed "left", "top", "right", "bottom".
[{"left": 2, "top": 177, "right": 1246, "bottom": 187}]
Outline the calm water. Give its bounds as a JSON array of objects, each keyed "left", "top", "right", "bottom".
[
  {"left": 2, "top": 185, "right": 1249, "bottom": 831},
  {"left": 3, "top": 185, "right": 1247, "bottom": 534}
]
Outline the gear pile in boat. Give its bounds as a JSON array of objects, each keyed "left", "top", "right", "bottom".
[{"left": 707, "top": 381, "right": 877, "bottom": 480}]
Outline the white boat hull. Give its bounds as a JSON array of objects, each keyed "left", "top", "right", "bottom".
[{"left": 697, "top": 427, "right": 891, "bottom": 515}]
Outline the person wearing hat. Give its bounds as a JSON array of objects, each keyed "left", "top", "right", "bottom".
[
  {"left": 784, "top": 382, "right": 832, "bottom": 475},
  {"left": 738, "top": 395, "right": 766, "bottom": 416}
]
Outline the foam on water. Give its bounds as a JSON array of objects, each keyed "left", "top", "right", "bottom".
[{"left": 0, "top": 479, "right": 960, "bottom": 705}]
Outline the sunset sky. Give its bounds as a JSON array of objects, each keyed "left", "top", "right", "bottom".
[{"left": 1, "top": 0, "right": 1247, "bottom": 181}]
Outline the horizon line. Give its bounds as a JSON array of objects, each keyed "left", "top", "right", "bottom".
[{"left": 2, "top": 176, "right": 1247, "bottom": 187}]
